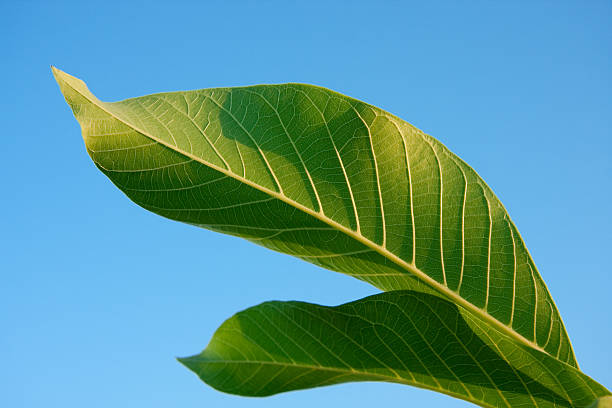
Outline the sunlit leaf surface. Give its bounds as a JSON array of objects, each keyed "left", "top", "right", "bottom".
[{"left": 53, "top": 67, "right": 609, "bottom": 407}]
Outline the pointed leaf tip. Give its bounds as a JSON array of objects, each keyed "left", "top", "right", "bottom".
[
  {"left": 51, "top": 68, "right": 102, "bottom": 115},
  {"left": 177, "top": 356, "right": 202, "bottom": 377},
  {"left": 51, "top": 65, "right": 66, "bottom": 83}
]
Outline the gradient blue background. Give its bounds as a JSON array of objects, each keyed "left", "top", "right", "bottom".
[{"left": 2, "top": 1, "right": 611, "bottom": 407}]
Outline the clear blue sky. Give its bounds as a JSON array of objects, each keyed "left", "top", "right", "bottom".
[{"left": 2, "top": 1, "right": 611, "bottom": 407}]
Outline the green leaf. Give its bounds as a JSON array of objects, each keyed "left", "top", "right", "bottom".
[
  {"left": 180, "top": 291, "right": 609, "bottom": 407},
  {"left": 52, "top": 67, "right": 608, "bottom": 406},
  {"left": 52, "top": 67, "right": 575, "bottom": 365}
]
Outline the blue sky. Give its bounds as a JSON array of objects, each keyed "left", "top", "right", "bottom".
[{"left": 2, "top": 1, "right": 611, "bottom": 407}]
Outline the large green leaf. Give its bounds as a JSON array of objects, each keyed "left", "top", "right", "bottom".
[
  {"left": 53, "top": 67, "right": 574, "bottom": 365},
  {"left": 179, "top": 291, "right": 609, "bottom": 407},
  {"left": 52, "top": 67, "right": 607, "bottom": 406}
]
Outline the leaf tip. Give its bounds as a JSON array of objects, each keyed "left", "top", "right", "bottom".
[
  {"left": 176, "top": 355, "right": 199, "bottom": 372},
  {"left": 50, "top": 65, "right": 68, "bottom": 86},
  {"left": 51, "top": 67, "right": 99, "bottom": 103}
]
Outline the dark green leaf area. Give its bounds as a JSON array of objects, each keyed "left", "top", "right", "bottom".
[{"left": 180, "top": 291, "right": 609, "bottom": 407}]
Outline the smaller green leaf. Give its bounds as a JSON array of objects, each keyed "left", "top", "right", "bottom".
[{"left": 180, "top": 291, "right": 609, "bottom": 408}]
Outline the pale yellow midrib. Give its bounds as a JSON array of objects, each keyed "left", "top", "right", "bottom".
[{"left": 61, "top": 76, "right": 553, "bottom": 360}]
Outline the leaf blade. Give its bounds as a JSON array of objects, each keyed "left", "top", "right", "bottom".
[
  {"left": 53, "top": 67, "right": 576, "bottom": 366},
  {"left": 180, "top": 291, "right": 609, "bottom": 407}
]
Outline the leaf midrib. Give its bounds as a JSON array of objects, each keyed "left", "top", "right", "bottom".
[{"left": 59, "top": 73, "right": 551, "bottom": 359}]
